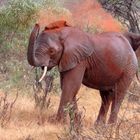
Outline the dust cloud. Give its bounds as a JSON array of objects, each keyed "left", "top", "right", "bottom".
[
  {"left": 68, "top": 0, "right": 122, "bottom": 32},
  {"left": 37, "top": 0, "right": 122, "bottom": 32}
]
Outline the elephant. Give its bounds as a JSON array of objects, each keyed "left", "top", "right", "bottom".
[
  {"left": 123, "top": 32, "right": 140, "bottom": 51},
  {"left": 27, "top": 20, "right": 138, "bottom": 124},
  {"left": 123, "top": 32, "right": 140, "bottom": 58}
]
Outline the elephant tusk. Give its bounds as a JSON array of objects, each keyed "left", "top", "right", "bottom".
[{"left": 38, "top": 66, "right": 47, "bottom": 82}]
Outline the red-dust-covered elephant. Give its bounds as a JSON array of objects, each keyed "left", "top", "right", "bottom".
[{"left": 27, "top": 20, "right": 138, "bottom": 124}]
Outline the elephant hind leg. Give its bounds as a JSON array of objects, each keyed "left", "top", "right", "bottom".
[
  {"left": 108, "top": 67, "right": 136, "bottom": 124},
  {"left": 96, "top": 89, "right": 114, "bottom": 124}
]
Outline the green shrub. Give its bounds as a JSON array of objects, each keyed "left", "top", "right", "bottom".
[
  {"left": 0, "top": 0, "right": 39, "bottom": 53},
  {"left": 0, "top": 0, "right": 38, "bottom": 32},
  {"left": 0, "top": 0, "right": 67, "bottom": 94}
]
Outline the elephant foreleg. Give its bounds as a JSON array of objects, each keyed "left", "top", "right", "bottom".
[
  {"left": 56, "top": 63, "right": 85, "bottom": 123},
  {"left": 96, "top": 89, "right": 114, "bottom": 124}
]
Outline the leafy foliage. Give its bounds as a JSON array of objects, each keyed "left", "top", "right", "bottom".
[
  {"left": 0, "top": 0, "right": 65, "bottom": 93},
  {"left": 0, "top": 0, "right": 40, "bottom": 54},
  {"left": 0, "top": 0, "right": 38, "bottom": 32}
]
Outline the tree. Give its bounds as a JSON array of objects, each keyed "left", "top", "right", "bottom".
[{"left": 99, "top": 0, "right": 140, "bottom": 33}]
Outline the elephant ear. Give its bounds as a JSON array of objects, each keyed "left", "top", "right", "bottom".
[{"left": 59, "top": 28, "right": 94, "bottom": 72}]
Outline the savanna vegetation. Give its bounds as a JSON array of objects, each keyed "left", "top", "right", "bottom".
[{"left": 0, "top": 0, "right": 140, "bottom": 140}]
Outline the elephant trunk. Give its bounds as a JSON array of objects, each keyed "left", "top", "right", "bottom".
[
  {"left": 27, "top": 24, "right": 40, "bottom": 66},
  {"left": 27, "top": 24, "right": 48, "bottom": 82}
]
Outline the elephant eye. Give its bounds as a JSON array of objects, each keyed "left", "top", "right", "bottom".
[{"left": 49, "top": 47, "right": 56, "bottom": 55}]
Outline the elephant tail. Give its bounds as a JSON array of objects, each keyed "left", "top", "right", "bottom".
[{"left": 124, "top": 32, "right": 140, "bottom": 51}]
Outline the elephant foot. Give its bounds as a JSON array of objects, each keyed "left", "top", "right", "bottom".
[
  {"left": 56, "top": 110, "right": 80, "bottom": 124},
  {"left": 94, "top": 120, "right": 106, "bottom": 128},
  {"left": 56, "top": 115, "right": 67, "bottom": 124},
  {"left": 46, "top": 113, "right": 65, "bottom": 124},
  {"left": 55, "top": 110, "right": 68, "bottom": 124},
  {"left": 95, "top": 115, "right": 107, "bottom": 126},
  {"left": 107, "top": 118, "right": 117, "bottom": 124},
  {"left": 107, "top": 112, "right": 118, "bottom": 124},
  {"left": 47, "top": 114, "right": 57, "bottom": 124}
]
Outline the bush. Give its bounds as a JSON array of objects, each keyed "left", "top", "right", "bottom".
[
  {"left": 0, "top": 0, "right": 39, "bottom": 52},
  {"left": 0, "top": 0, "right": 38, "bottom": 32},
  {"left": 0, "top": 0, "right": 67, "bottom": 93}
]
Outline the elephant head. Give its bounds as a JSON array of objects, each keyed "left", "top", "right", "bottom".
[
  {"left": 27, "top": 23, "right": 64, "bottom": 82},
  {"left": 27, "top": 21, "right": 94, "bottom": 82}
]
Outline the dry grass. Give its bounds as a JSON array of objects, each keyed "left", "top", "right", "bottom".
[
  {"left": 0, "top": 85, "right": 139, "bottom": 140},
  {"left": 0, "top": 89, "right": 62, "bottom": 140}
]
